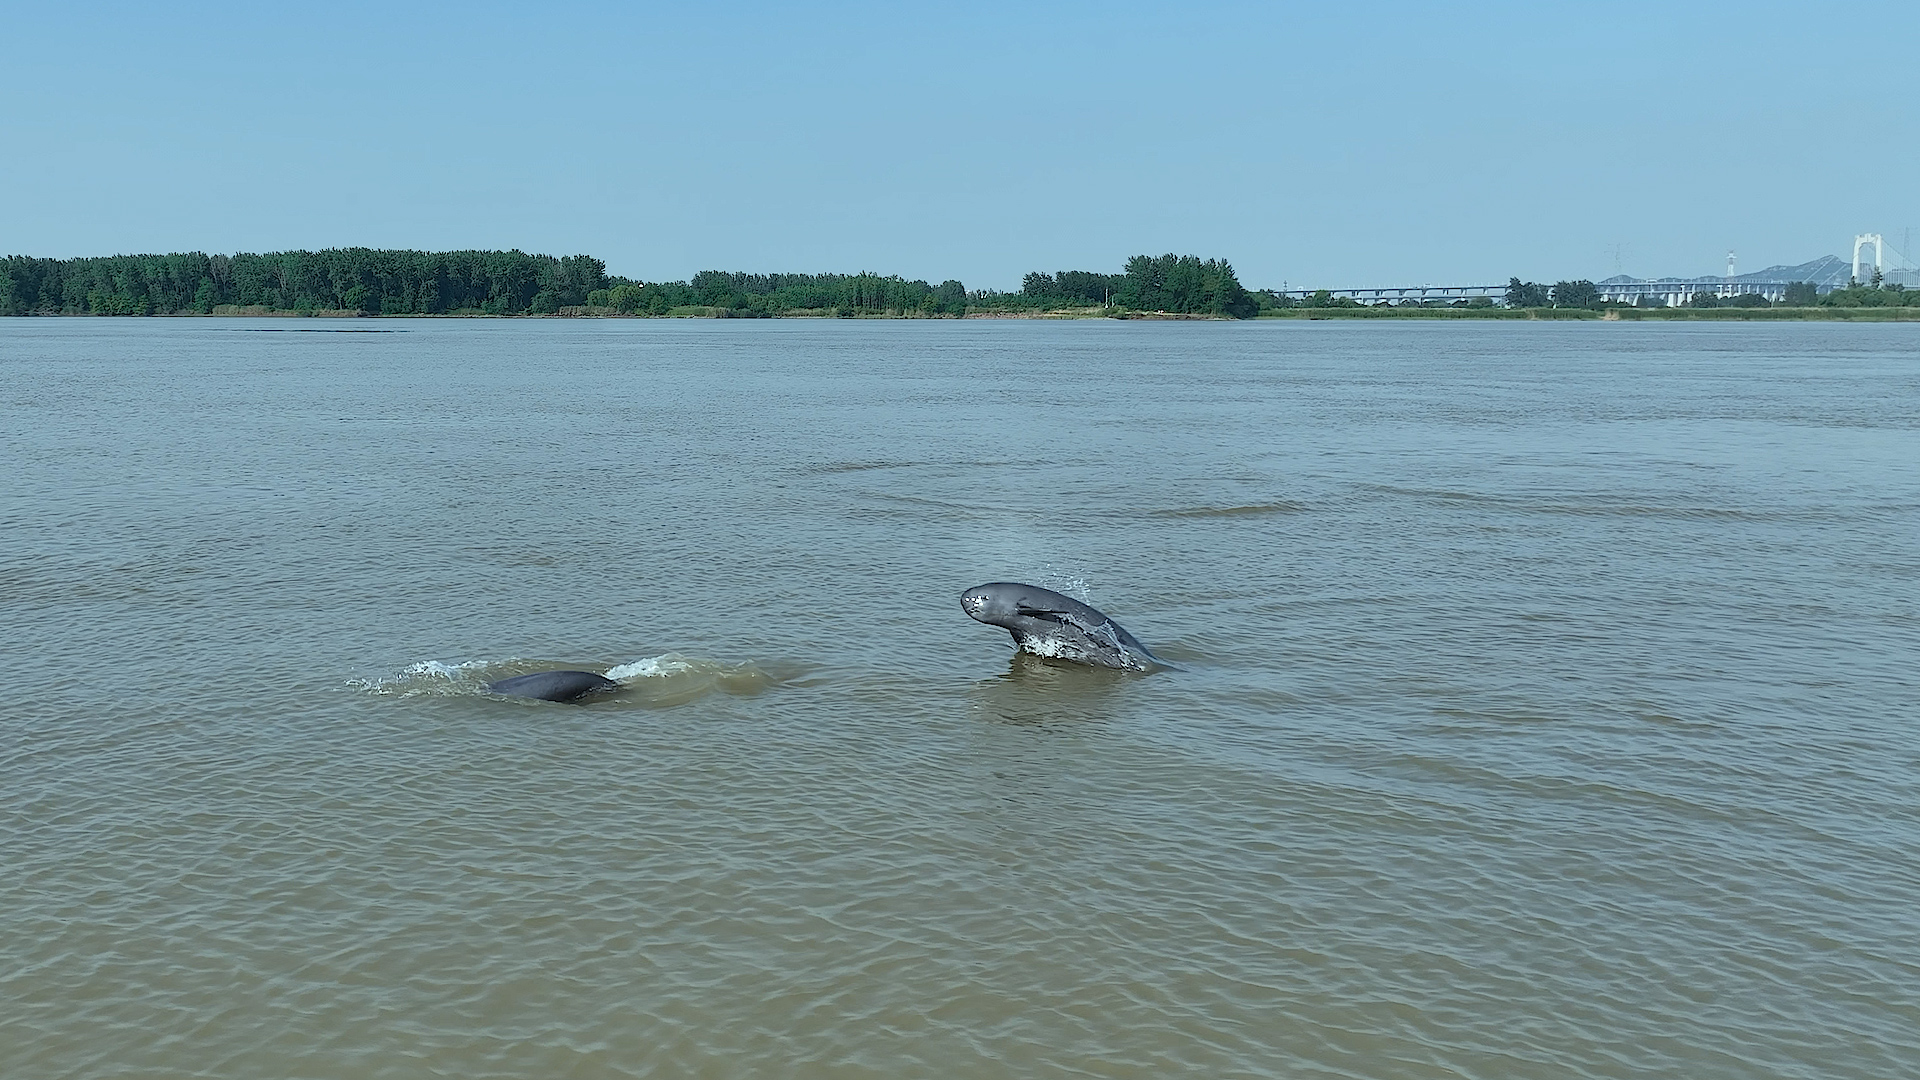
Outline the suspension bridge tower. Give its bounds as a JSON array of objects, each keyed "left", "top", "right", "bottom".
[{"left": 1853, "top": 234, "right": 1884, "bottom": 283}]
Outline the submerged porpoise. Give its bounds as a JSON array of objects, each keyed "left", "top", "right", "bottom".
[
  {"left": 485, "top": 670, "right": 620, "bottom": 703},
  {"left": 961, "top": 582, "right": 1166, "bottom": 671}
]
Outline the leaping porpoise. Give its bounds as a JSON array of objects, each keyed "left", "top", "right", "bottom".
[
  {"left": 486, "top": 670, "right": 620, "bottom": 703},
  {"left": 961, "top": 582, "right": 1166, "bottom": 671}
]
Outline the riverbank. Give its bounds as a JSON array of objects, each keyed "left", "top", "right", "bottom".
[{"left": 15, "top": 304, "right": 1917, "bottom": 322}]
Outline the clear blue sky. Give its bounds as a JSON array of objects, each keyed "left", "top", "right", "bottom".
[{"left": 3, "top": 1, "right": 1914, "bottom": 289}]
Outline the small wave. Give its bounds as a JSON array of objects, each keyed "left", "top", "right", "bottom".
[
  {"left": 608, "top": 653, "right": 779, "bottom": 705},
  {"left": 813, "top": 460, "right": 922, "bottom": 473},
  {"left": 1528, "top": 503, "right": 1794, "bottom": 522},
  {"left": 604, "top": 652, "right": 770, "bottom": 685},
  {"left": 1359, "top": 484, "right": 1806, "bottom": 522},
  {"left": 1359, "top": 483, "right": 1498, "bottom": 504},
  {"left": 1151, "top": 501, "right": 1307, "bottom": 518}
]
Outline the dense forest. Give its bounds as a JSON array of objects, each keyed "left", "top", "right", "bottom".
[
  {"left": 0, "top": 250, "right": 963, "bottom": 318},
  {"left": 0, "top": 249, "right": 611, "bottom": 316},
  {"left": 1, "top": 249, "right": 1259, "bottom": 318}
]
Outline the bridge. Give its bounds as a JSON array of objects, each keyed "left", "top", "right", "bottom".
[
  {"left": 1264, "top": 235, "right": 1911, "bottom": 307},
  {"left": 1594, "top": 279, "right": 1806, "bottom": 306},
  {"left": 1266, "top": 279, "right": 1825, "bottom": 307},
  {"left": 1264, "top": 284, "right": 1506, "bottom": 305}
]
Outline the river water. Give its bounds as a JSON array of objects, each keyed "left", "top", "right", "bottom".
[{"left": 3, "top": 318, "right": 1917, "bottom": 1078}]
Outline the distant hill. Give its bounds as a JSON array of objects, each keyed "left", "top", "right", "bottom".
[
  {"left": 1600, "top": 255, "right": 1854, "bottom": 287},
  {"left": 1735, "top": 255, "right": 1854, "bottom": 286}
]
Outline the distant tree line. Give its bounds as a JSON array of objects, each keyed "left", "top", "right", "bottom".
[
  {"left": 0, "top": 249, "right": 610, "bottom": 316},
  {"left": 586, "top": 272, "right": 967, "bottom": 317},
  {"left": 1652, "top": 277, "right": 1919, "bottom": 309},
  {"left": 1682, "top": 290, "right": 1784, "bottom": 309},
  {"left": 1503, "top": 278, "right": 1604, "bottom": 309},
  {"left": 995, "top": 254, "right": 1258, "bottom": 318},
  {"left": 3, "top": 248, "right": 1265, "bottom": 319},
  {"left": 1801, "top": 271, "right": 1918, "bottom": 308},
  {"left": 1018, "top": 269, "right": 1126, "bottom": 306},
  {"left": 0, "top": 249, "right": 977, "bottom": 319},
  {"left": 13, "top": 247, "right": 1912, "bottom": 319}
]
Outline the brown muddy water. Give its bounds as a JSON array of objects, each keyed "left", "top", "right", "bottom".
[{"left": 3, "top": 318, "right": 1917, "bottom": 1078}]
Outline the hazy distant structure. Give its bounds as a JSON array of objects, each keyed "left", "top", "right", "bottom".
[
  {"left": 1595, "top": 256, "right": 1845, "bottom": 306},
  {"left": 1853, "top": 234, "right": 1884, "bottom": 283},
  {"left": 1283, "top": 234, "right": 1915, "bottom": 306},
  {"left": 1265, "top": 284, "right": 1507, "bottom": 305}
]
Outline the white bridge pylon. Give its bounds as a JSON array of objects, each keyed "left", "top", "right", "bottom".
[{"left": 1853, "top": 234, "right": 1884, "bottom": 283}]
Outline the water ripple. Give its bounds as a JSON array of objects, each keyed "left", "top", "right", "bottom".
[{"left": 2, "top": 319, "right": 1916, "bottom": 1078}]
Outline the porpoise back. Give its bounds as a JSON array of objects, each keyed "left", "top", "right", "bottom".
[{"left": 486, "top": 670, "right": 620, "bottom": 703}]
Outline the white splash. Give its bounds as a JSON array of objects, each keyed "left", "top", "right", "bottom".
[
  {"left": 1017, "top": 636, "right": 1086, "bottom": 661},
  {"left": 1017, "top": 622, "right": 1151, "bottom": 671},
  {"left": 1037, "top": 565, "right": 1093, "bottom": 602},
  {"left": 403, "top": 659, "right": 492, "bottom": 678},
  {"left": 350, "top": 658, "right": 498, "bottom": 695},
  {"left": 604, "top": 654, "right": 701, "bottom": 681}
]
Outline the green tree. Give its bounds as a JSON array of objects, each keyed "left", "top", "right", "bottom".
[
  {"left": 1111, "top": 254, "right": 1254, "bottom": 317},
  {"left": 934, "top": 279, "right": 966, "bottom": 314},
  {"left": 1783, "top": 281, "right": 1818, "bottom": 306},
  {"left": 1505, "top": 278, "right": 1550, "bottom": 307},
  {"left": 1550, "top": 280, "right": 1600, "bottom": 308}
]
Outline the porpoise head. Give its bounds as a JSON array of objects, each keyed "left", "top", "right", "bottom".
[{"left": 960, "top": 581, "right": 1037, "bottom": 629}]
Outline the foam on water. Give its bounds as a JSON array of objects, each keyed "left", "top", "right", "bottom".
[
  {"left": 1015, "top": 635, "right": 1083, "bottom": 661},
  {"left": 606, "top": 652, "right": 781, "bottom": 703},
  {"left": 603, "top": 654, "right": 700, "bottom": 680},
  {"left": 349, "top": 658, "right": 497, "bottom": 696}
]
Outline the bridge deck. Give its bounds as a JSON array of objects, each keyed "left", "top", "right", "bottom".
[{"left": 1266, "top": 280, "right": 1832, "bottom": 305}]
